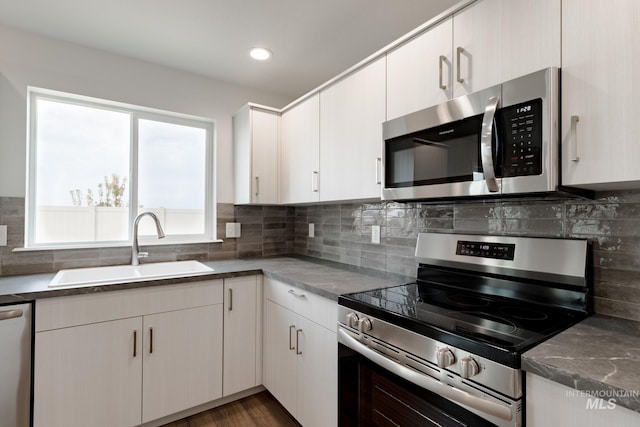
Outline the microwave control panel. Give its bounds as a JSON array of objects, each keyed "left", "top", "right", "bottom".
[{"left": 501, "top": 98, "right": 543, "bottom": 177}]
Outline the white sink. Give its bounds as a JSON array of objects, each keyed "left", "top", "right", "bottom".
[{"left": 48, "top": 260, "right": 215, "bottom": 288}]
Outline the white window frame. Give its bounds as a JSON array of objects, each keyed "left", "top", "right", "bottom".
[{"left": 25, "top": 87, "right": 217, "bottom": 249}]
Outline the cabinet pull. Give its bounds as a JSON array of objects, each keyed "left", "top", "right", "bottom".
[
  {"left": 456, "top": 47, "right": 465, "bottom": 84},
  {"left": 255, "top": 176, "right": 260, "bottom": 197},
  {"left": 296, "top": 329, "right": 302, "bottom": 355},
  {"left": 228, "top": 288, "right": 233, "bottom": 311},
  {"left": 570, "top": 115, "right": 580, "bottom": 162},
  {"left": 375, "top": 157, "right": 382, "bottom": 185},
  {"left": 289, "top": 325, "right": 296, "bottom": 351},
  {"left": 438, "top": 55, "right": 447, "bottom": 90},
  {"left": 133, "top": 330, "right": 137, "bottom": 358},
  {"left": 0, "top": 309, "right": 23, "bottom": 321},
  {"left": 149, "top": 327, "right": 153, "bottom": 354},
  {"left": 311, "top": 171, "right": 319, "bottom": 192},
  {"left": 288, "top": 289, "right": 306, "bottom": 298}
]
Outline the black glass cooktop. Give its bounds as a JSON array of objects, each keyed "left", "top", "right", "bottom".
[{"left": 339, "top": 267, "right": 589, "bottom": 366}]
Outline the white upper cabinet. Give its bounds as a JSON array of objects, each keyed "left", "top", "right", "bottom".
[
  {"left": 386, "top": 0, "right": 560, "bottom": 119},
  {"left": 280, "top": 94, "right": 320, "bottom": 204},
  {"left": 319, "top": 57, "right": 386, "bottom": 201},
  {"left": 233, "top": 105, "right": 280, "bottom": 204},
  {"left": 561, "top": 0, "right": 640, "bottom": 189},
  {"left": 386, "top": 17, "right": 453, "bottom": 120},
  {"left": 453, "top": 0, "right": 560, "bottom": 96}
]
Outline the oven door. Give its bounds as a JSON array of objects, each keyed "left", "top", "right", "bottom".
[{"left": 338, "top": 327, "right": 521, "bottom": 427}]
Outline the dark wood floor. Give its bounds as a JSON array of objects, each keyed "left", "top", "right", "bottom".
[{"left": 161, "top": 392, "right": 300, "bottom": 427}]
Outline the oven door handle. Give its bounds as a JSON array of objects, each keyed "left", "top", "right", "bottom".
[
  {"left": 480, "top": 96, "right": 500, "bottom": 193},
  {"left": 337, "top": 328, "right": 513, "bottom": 422}
]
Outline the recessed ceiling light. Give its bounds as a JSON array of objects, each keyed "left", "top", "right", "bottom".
[{"left": 249, "top": 47, "right": 272, "bottom": 61}]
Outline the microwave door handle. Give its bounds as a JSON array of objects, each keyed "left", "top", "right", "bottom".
[{"left": 480, "top": 96, "right": 500, "bottom": 192}]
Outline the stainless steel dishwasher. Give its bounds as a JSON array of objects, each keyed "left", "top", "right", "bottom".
[{"left": 0, "top": 302, "right": 32, "bottom": 427}]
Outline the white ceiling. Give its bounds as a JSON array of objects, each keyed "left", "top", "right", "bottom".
[{"left": 0, "top": 0, "right": 460, "bottom": 100}]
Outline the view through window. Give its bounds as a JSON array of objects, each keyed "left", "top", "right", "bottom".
[{"left": 27, "top": 89, "right": 215, "bottom": 247}]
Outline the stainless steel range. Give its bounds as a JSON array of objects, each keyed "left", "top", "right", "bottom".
[{"left": 337, "top": 232, "right": 591, "bottom": 427}]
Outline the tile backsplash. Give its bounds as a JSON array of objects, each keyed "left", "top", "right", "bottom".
[
  {"left": 2, "top": 191, "right": 640, "bottom": 321},
  {"left": 292, "top": 191, "right": 640, "bottom": 322}
]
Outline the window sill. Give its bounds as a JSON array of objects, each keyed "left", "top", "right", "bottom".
[{"left": 14, "top": 239, "right": 225, "bottom": 252}]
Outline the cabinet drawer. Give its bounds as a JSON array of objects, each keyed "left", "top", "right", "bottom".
[
  {"left": 264, "top": 277, "right": 337, "bottom": 331},
  {"left": 264, "top": 277, "right": 295, "bottom": 310},
  {"left": 36, "top": 280, "right": 224, "bottom": 332}
]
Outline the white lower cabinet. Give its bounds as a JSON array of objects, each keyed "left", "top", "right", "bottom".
[
  {"left": 34, "top": 316, "right": 143, "bottom": 427},
  {"left": 263, "top": 277, "right": 337, "bottom": 427},
  {"left": 33, "top": 280, "right": 224, "bottom": 427},
  {"left": 223, "top": 275, "right": 262, "bottom": 396},
  {"left": 526, "top": 373, "right": 640, "bottom": 427},
  {"left": 142, "top": 305, "right": 223, "bottom": 423}
]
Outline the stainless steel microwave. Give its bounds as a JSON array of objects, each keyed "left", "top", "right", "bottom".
[{"left": 382, "top": 67, "right": 560, "bottom": 201}]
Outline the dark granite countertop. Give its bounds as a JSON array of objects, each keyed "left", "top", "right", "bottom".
[
  {"left": 4, "top": 256, "right": 638, "bottom": 415},
  {"left": 523, "top": 314, "right": 640, "bottom": 413},
  {"left": 0, "top": 256, "right": 413, "bottom": 304}
]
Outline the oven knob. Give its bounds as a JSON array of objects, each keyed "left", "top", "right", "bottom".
[
  {"left": 460, "top": 357, "right": 481, "bottom": 379},
  {"left": 345, "top": 312, "right": 359, "bottom": 328},
  {"left": 358, "top": 317, "right": 373, "bottom": 333},
  {"left": 436, "top": 348, "right": 456, "bottom": 368}
]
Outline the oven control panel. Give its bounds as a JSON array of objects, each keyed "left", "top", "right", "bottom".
[{"left": 456, "top": 240, "right": 515, "bottom": 260}]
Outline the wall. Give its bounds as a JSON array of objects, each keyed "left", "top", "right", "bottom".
[
  {"left": 0, "top": 24, "right": 292, "bottom": 202},
  {"left": 292, "top": 190, "right": 640, "bottom": 322}
]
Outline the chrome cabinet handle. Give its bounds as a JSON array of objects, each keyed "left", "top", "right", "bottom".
[
  {"left": 480, "top": 96, "right": 500, "bottom": 192},
  {"left": 296, "top": 329, "right": 302, "bottom": 355},
  {"left": 228, "top": 288, "right": 233, "bottom": 311},
  {"left": 337, "top": 328, "right": 513, "bottom": 422},
  {"left": 289, "top": 325, "right": 296, "bottom": 350},
  {"left": 0, "top": 309, "right": 23, "bottom": 321},
  {"left": 254, "top": 176, "right": 260, "bottom": 196},
  {"left": 438, "top": 55, "right": 447, "bottom": 89},
  {"left": 288, "top": 289, "right": 306, "bottom": 298},
  {"left": 133, "top": 330, "right": 137, "bottom": 358},
  {"left": 311, "top": 171, "right": 319, "bottom": 192},
  {"left": 456, "top": 47, "right": 465, "bottom": 83},
  {"left": 149, "top": 327, "right": 153, "bottom": 354},
  {"left": 570, "top": 115, "right": 580, "bottom": 162},
  {"left": 375, "top": 157, "right": 382, "bottom": 185}
]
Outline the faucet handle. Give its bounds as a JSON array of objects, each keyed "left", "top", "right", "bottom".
[{"left": 138, "top": 252, "right": 149, "bottom": 259}]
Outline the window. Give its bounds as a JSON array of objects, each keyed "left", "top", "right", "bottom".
[{"left": 26, "top": 88, "right": 216, "bottom": 248}]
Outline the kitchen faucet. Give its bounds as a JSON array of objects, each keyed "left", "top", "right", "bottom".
[{"left": 132, "top": 212, "right": 165, "bottom": 266}]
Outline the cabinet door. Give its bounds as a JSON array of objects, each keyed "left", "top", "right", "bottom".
[
  {"left": 526, "top": 373, "right": 640, "bottom": 426},
  {"left": 251, "top": 109, "right": 280, "bottom": 204},
  {"left": 33, "top": 317, "right": 143, "bottom": 427},
  {"left": 223, "top": 276, "right": 259, "bottom": 396},
  {"left": 233, "top": 107, "right": 280, "bottom": 205},
  {"left": 280, "top": 94, "right": 320, "bottom": 204},
  {"left": 319, "top": 57, "right": 386, "bottom": 201},
  {"left": 142, "top": 304, "right": 223, "bottom": 423},
  {"left": 263, "top": 299, "right": 299, "bottom": 418},
  {"left": 561, "top": 0, "right": 640, "bottom": 188},
  {"left": 453, "top": 0, "right": 560, "bottom": 96},
  {"left": 386, "top": 17, "right": 453, "bottom": 120},
  {"left": 296, "top": 316, "right": 338, "bottom": 427}
]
